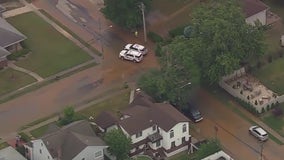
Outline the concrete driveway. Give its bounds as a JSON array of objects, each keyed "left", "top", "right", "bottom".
[{"left": 192, "top": 89, "right": 284, "bottom": 160}]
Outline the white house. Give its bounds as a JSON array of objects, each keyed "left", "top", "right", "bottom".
[
  {"left": 0, "top": 146, "right": 27, "bottom": 160},
  {"left": 95, "top": 92, "right": 191, "bottom": 159},
  {"left": 242, "top": 0, "right": 269, "bottom": 26},
  {"left": 24, "top": 120, "right": 108, "bottom": 160}
]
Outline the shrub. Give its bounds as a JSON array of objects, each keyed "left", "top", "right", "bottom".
[
  {"left": 261, "top": 107, "right": 265, "bottom": 113},
  {"left": 7, "top": 49, "right": 30, "bottom": 61},
  {"left": 168, "top": 25, "right": 187, "bottom": 37},
  {"left": 272, "top": 107, "right": 283, "bottom": 117},
  {"left": 255, "top": 100, "right": 258, "bottom": 105},
  {"left": 240, "top": 90, "right": 243, "bottom": 94},
  {"left": 278, "top": 49, "right": 283, "bottom": 58},
  {"left": 155, "top": 43, "right": 163, "bottom": 57},
  {"left": 266, "top": 104, "right": 270, "bottom": 111},
  {"left": 247, "top": 95, "right": 250, "bottom": 100},
  {"left": 257, "top": 61, "right": 263, "bottom": 69},
  {"left": 18, "top": 132, "right": 31, "bottom": 142},
  {"left": 147, "top": 31, "right": 163, "bottom": 43}
]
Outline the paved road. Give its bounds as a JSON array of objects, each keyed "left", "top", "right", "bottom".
[
  {"left": 193, "top": 89, "right": 284, "bottom": 160},
  {"left": 0, "top": 0, "right": 158, "bottom": 139}
]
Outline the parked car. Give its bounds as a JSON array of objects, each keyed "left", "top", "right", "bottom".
[
  {"left": 124, "top": 43, "right": 148, "bottom": 55},
  {"left": 249, "top": 125, "right": 268, "bottom": 141},
  {"left": 182, "top": 102, "right": 203, "bottom": 123},
  {"left": 119, "top": 49, "right": 143, "bottom": 63}
]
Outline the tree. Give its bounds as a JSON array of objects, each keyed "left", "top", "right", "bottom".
[
  {"left": 104, "top": 129, "right": 131, "bottom": 160},
  {"left": 190, "top": 0, "right": 265, "bottom": 84},
  {"left": 58, "top": 106, "right": 76, "bottom": 125},
  {"left": 138, "top": 37, "right": 200, "bottom": 107},
  {"left": 102, "top": 0, "right": 151, "bottom": 29}
]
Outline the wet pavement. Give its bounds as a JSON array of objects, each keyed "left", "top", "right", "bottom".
[{"left": 193, "top": 89, "right": 284, "bottom": 160}]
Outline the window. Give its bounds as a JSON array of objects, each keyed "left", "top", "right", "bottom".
[
  {"left": 136, "top": 131, "right": 142, "bottom": 138},
  {"left": 170, "top": 130, "right": 174, "bottom": 138},
  {"left": 82, "top": 158, "right": 85, "bottom": 160},
  {"left": 156, "top": 140, "right": 161, "bottom": 147},
  {"left": 182, "top": 137, "right": 186, "bottom": 143},
  {"left": 39, "top": 149, "right": 42, "bottom": 154},
  {"left": 48, "top": 156, "right": 50, "bottom": 159},
  {"left": 41, "top": 143, "right": 43, "bottom": 146},
  {"left": 182, "top": 124, "right": 187, "bottom": 133},
  {"left": 95, "top": 151, "right": 102, "bottom": 157},
  {"left": 171, "top": 141, "right": 175, "bottom": 148},
  {"left": 152, "top": 125, "right": 156, "bottom": 131}
]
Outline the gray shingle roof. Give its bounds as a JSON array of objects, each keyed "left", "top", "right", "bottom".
[
  {"left": 242, "top": 0, "right": 269, "bottom": 18},
  {"left": 40, "top": 120, "right": 106, "bottom": 160},
  {"left": 0, "top": 47, "right": 10, "bottom": 58},
  {"left": 0, "top": 17, "right": 26, "bottom": 48},
  {"left": 0, "top": 146, "right": 27, "bottom": 160}
]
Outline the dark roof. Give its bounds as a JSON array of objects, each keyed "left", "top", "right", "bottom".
[
  {"left": 0, "top": 47, "right": 10, "bottom": 58},
  {"left": 94, "top": 111, "right": 118, "bottom": 129},
  {"left": 0, "top": 17, "right": 26, "bottom": 48},
  {"left": 0, "top": 5, "right": 5, "bottom": 13},
  {"left": 119, "top": 93, "right": 189, "bottom": 135},
  {"left": 40, "top": 120, "right": 106, "bottom": 160},
  {"left": 242, "top": 0, "right": 269, "bottom": 18}
]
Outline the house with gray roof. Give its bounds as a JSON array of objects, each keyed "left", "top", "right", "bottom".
[
  {"left": 95, "top": 91, "right": 192, "bottom": 159},
  {"left": 24, "top": 120, "right": 108, "bottom": 160},
  {"left": 0, "top": 16, "right": 26, "bottom": 67},
  {"left": 0, "top": 146, "right": 27, "bottom": 160}
]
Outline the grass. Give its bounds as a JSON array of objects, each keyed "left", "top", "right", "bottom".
[
  {"left": 79, "top": 89, "right": 130, "bottom": 118},
  {"left": 252, "top": 58, "right": 284, "bottom": 95},
  {"left": 39, "top": 10, "right": 101, "bottom": 56},
  {"left": 0, "top": 68, "right": 36, "bottom": 96},
  {"left": 0, "top": 142, "right": 8, "bottom": 149},
  {"left": 169, "top": 151, "right": 189, "bottom": 160},
  {"left": 30, "top": 124, "right": 49, "bottom": 138},
  {"left": 7, "top": 12, "right": 92, "bottom": 78},
  {"left": 132, "top": 155, "right": 152, "bottom": 160},
  {"left": 152, "top": 0, "right": 192, "bottom": 16}
]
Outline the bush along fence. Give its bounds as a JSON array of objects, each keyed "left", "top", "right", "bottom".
[{"left": 219, "top": 67, "right": 284, "bottom": 114}]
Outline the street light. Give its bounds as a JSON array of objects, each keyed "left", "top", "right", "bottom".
[{"left": 138, "top": 2, "right": 147, "bottom": 43}]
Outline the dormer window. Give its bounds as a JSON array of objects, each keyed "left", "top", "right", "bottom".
[
  {"left": 152, "top": 125, "right": 156, "bottom": 131},
  {"left": 182, "top": 124, "right": 187, "bottom": 133},
  {"left": 170, "top": 130, "right": 174, "bottom": 138},
  {"left": 136, "top": 131, "right": 142, "bottom": 138}
]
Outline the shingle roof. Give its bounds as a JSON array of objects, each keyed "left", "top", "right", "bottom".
[
  {"left": 0, "top": 146, "right": 27, "bottom": 160},
  {"left": 40, "top": 120, "right": 106, "bottom": 160},
  {"left": 242, "top": 0, "right": 269, "bottom": 18},
  {"left": 119, "top": 93, "right": 189, "bottom": 135},
  {"left": 0, "top": 17, "right": 26, "bottom": 48},
  {"left": 0, "top": 47, "right": 10, "bottom": 58},
  {"left": 94, "top": 111, "right": 118, "bottom": 129}
]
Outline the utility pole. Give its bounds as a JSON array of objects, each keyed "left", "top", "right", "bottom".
[{"left": 139, "top": 2, "right": 147, "bottom": 43}]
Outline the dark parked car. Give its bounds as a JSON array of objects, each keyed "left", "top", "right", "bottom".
[{"left": 182, "top": 102, "right": 203, "bottom": 123}]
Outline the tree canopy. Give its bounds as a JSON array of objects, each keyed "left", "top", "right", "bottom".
[
  {"left": 190, "top": 0, "right": 265, "bottom": 83},
  {"left": 102, "top": 0, "right": 151, "bottom": 29},
  {"left": 104, "top": 129, "right": 132, "bottom": 160}
]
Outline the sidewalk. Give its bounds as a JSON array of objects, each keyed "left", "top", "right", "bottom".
[
  {"left": 2, "top": 4, "right": 34, "bottom": 18},
  {"left": 8, "top": 62, "right": 44, "bottom": 82}
]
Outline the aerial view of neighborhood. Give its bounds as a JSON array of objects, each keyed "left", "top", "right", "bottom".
[{"left": 1, "top": 0, "right": 284, "bottom": 159}]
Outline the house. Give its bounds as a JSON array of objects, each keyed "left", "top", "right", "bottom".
[
  {"left": 95, "top": 91, "right": 192, "bottom": 159},
  {"left": 0, "top": 146, "right": 27, "bottom": 160},
  {"left": 242, "top": 0, "right": 269, "bottom": 25},
  {"left": 0, "top": 16, "right": 26, "bottom": 67},
  {"left": 202, "top": 150, "right": 233, "bottom": 160},
  {"left": 24, "top": 120, "right": 108, "bottom": 160}
]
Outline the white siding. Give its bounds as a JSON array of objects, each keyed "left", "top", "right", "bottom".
[
  {"left": 246, "top": 9, "right": 267, "bottom": 26},
  {"left": 160, "top": 122, "right": 190, "bottom": 150},
  {"left": 73, "top": 146, "right": 107, "bottom": 160},
  {"left": 30, "top": 139, "right": 53, "bottom": 160},
  {"left": 130, "top": 127, "right": 154, "bottom": 144}
]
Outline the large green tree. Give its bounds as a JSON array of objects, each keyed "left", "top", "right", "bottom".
[
  {"left": 104, "top": 129, "right": 131, "bottom": 160},
  {"left": 138, "top": 36, "right": 200, "bottom": 107},
  {"left": 190, "top": 0, "right": 265, "bottom": 83},
  {"left": 102, "top": 0, "right": 151, "bottom": 29}
]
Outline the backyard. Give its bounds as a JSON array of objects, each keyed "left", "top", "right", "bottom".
[
  {"left": 7, "top": 12, "right": 92, "bottom": 78},
  {"left": 0, "top": 68, "right": 36, "bottom": 96}
]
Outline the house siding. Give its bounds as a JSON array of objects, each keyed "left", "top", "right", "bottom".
[
  {"left": 28, "top": 139, "right": 53, "bottom": 160},
  {"left": 246, "top": 9, "right": 267, "bottom": 25},
  {"left": 73, "top": 146, "right": 106, "bottom": 160}
]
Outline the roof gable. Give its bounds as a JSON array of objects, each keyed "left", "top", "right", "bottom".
[
  {"left": 242, "top": 0, "right": 269, "bottom": 18},
  {"left": 0, "top": 17, "right": 26, "bottom": 48}
]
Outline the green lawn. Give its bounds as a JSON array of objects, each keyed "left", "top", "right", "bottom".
[
  {"left": 7, "top": 12, "right": 92, "bottom": 78},
  {"left": 253, "top": 58, "right": 284, "bottom": 95},
  {"left": 132, "top": 155, "right": 152, "bottom": 160},
  {"left": 30, "top": 124, "right": 49, "bottom": 138},
  {"left": 79, "top": 90, "right": 130, "bottom": 118},
  {"left": 0, "top": 68, "right": 36, "bottom": 96},
  {"left": 169, "top": 151, "right": 189, "bottom": 160},
  {"left": 0, "top": 142, "right": 8, "bottom": 149}
]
